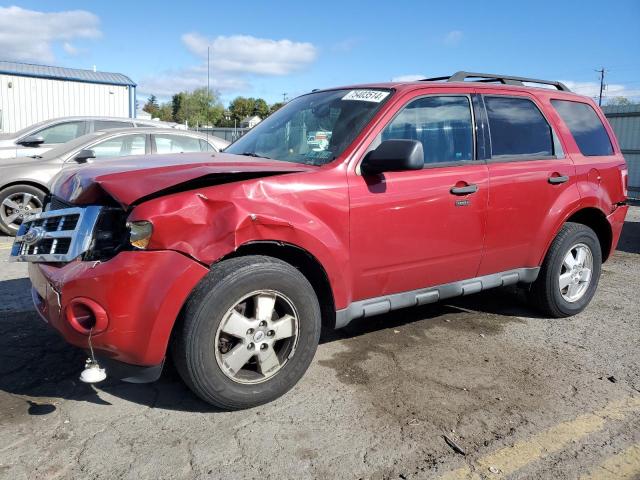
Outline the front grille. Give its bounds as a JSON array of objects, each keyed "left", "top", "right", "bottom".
[
  {"left": 10, "top": 206, "right": 102, "bottom": 263},
  {"left": 46, "top": 195, "right": 75, "bottom": 212}
]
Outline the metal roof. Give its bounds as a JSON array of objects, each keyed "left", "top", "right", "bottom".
[{"left": 0, "top": 61, "right": 136, "bottom": 87}]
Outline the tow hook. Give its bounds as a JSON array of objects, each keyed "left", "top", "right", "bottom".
[{"left": 79, "top": 329, "right": 107, "bottom": 384}]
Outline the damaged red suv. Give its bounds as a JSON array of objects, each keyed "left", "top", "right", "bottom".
[{"left": 11, "top": 72, "right": 628, "bottom": 409}]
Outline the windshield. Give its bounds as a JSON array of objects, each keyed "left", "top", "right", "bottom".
[{"left": 226, "top": 88, "right": 392, "bottom": 165}]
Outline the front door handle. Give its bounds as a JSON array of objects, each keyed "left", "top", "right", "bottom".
[
  {"left": 548, "top": 175, "right": 569, "bottom": 184},
  {"left": 450, "top": 183, "right": 478, "bottom": 195}
]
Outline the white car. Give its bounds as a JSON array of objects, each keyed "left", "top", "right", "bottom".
[{"left": 0, "top": 116, "right": 185, "bottom": 159}]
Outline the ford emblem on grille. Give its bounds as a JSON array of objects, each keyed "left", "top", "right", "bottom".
[{"left": 22, "top": 226, "right": 45, "bottom": 245}]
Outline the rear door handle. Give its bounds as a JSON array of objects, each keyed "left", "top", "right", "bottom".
[
  {"left": 450, "top": 184, "right": 478, "bottom": 195},
  {"left": 548, "top": 175, "right": 569, "bottom": 184}
]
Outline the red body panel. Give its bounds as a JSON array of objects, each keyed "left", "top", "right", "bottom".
[
  {"left": 29, "top": 251, "right": 208, "bottom": 365},
  {"left": 36, "top": 81, "right": 628, "bottom": 368}
]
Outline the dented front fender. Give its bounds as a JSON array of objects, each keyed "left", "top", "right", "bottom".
[{"left": 128, "top": 168, "right": 352, "bottom": 309}]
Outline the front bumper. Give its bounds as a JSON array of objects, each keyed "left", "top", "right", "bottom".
[{"left": 29, "top": 250, "right": 209, "bottom": 368}]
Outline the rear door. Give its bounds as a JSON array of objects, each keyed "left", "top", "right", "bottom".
[
  {"left": 477, "top": 92, "right": 577, "bottom": 275},
  {"left": 348, "top": 91, "right": 489, "bottom": 301}
]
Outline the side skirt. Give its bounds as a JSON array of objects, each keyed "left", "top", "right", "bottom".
[{"left": 334, "top": 267, "right": 540, "bottom": 329}]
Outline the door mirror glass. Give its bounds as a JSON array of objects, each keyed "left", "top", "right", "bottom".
[
  {"left": 18, "top": 135, "right": 45, "bottom": 146},
  {"left": 361, "top": 139, "right": 424, "bottom": 175},
  {"left": 74, "top": 149, "right": 96, "bottom": 163}
]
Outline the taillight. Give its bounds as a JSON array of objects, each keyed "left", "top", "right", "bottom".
[{"left": 621, "top": 167, "right": 628, "bottom": 198}]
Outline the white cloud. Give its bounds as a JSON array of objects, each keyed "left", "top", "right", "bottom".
[
  {"left": 562, "top": 80, "right": 640, "bottom": 100},
  {"left": 0, "top": 6, "right": 101, "bottom": 63},
  {"left": 182, "top": 33, "right": 317, "bottom": 75},
  {"left": 443, "top": 30, "right": 463, "bottom": 46},
  {"left": 63, "top": 42, "right": 80, "bottom": 56},
  {"left": 140, "top": 33, "right": 317, "bottom": 98},
  {"left": 391, "top": 74, "right": 425, "bottom": 82}
]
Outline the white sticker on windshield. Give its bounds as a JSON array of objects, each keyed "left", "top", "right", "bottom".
[{"left": 342, "top": 90, "right": 390, "bottom": 103}]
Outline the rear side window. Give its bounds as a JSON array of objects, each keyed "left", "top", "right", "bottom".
[
  {"left": 94, "top": 120, "right": 134, "bottom": 131},
  {"left": 551, "top": 100, "right": 613, "bottom": 156},
  {"left": 154, "top": 134, "right": 203, "bottom": 154},
  {"left": 381, "top": 96, "right": 474, "bottom": 165},
  {"left": 485, "top": 96, "right": 553, "bottom": 158}
]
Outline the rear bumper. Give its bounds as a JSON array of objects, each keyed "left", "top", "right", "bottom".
[
  {"left": 29, "top": 250, "right": 209, "bottom": 367},
  {"left": 608, "top": 204, "right": 629, "bottom": 254}
]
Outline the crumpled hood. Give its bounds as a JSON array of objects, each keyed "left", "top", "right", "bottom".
[{"left": 50, "top": 152, "right": 316, "bottom": 207}]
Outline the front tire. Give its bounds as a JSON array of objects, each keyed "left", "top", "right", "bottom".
[
  {"left": 172, "top": 255, "right": 321, "bottom": 410},
  {"left": 529, "top": 222, "right": 602, "bottom": 318}
]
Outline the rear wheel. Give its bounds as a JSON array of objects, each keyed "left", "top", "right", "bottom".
[
  {"left": 529, "top": 222, "right": 602, "bottom": 317},
  {"left": 172, "top": 255, "right": 321, "bottom": 410},
  {"left": 0, "top": 185, "right": 45, "bottom": 236}
]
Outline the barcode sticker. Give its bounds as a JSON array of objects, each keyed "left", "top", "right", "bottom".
[{"left": 342, "top": 90, "right": 390, "bottom": 103}]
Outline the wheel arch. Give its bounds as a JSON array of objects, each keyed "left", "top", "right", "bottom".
[
  {"left": 0, "top": 180, "right": 50, "bottom": 194},
  {"left": 219, "top": 241, "right": 337, "bottom": 331},
  {"left": 565, "top": 207, "right": 613, "bottom": 261}
]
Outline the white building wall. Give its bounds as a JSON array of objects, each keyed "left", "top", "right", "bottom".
[{"left": 0, "top": 74, "right": 131, "bottom": 133}]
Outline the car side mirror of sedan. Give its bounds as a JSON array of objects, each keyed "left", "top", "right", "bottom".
[
  {"left": 360, "top": 139, "right": 424, "bottom": 175},
  {"left": 74, "top": 149, "right": 96, "bottom": 163},
  {"left": 18, "top": 135, "right": 45, "bottom": 146}
]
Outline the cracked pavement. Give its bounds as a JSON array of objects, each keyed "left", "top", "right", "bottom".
[{"left": 0, "top": 208, "right": 639, "bottom": 479}]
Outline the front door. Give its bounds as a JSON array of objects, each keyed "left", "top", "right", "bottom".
[{"left": 348, "top": 94, "right": 488, "bottom": 301}]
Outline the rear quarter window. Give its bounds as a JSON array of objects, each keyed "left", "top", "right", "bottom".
[{"left": 551, "top": 100, "right": 613, "bottom": 156}]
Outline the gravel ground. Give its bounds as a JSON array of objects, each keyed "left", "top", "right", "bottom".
[{"left": 0, "top": 208, "right": 638, "bottom": 480}]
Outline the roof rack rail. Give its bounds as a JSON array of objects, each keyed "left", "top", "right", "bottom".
[{"left": 421, "top": 71, "right": 570, "bottom": 92}]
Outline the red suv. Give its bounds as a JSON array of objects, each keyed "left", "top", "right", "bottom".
[{"left": 11, "top": 72, "right": 628, "bottom": 409}]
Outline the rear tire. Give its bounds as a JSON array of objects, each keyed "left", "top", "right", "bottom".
[
  {"left": 529, "top": 222, "right": 602, "bottom": 318},
  {"left": 172, "top": 255, "right": 321, "bottom": 410},
  {"left": 0, "top": 185, "right": 46, "bottom": 236}
]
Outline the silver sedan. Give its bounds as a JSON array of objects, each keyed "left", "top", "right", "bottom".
[{"left": 0, "top": 127, "right": 229, "bottom": 235}]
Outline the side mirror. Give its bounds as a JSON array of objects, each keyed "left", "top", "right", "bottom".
[
  {"left": 361, "top": 140, "right": 424, "bottom": 175},
  {"left": 18, "top": 135, "right": 45, "bottom": 146},
  {"left": 74, "top": 149, "right": 96, "bottom": 163}
]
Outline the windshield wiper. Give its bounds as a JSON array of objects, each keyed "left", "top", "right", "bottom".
[{"left": 241, "top": 152, "right": 271, "bottom": 160}]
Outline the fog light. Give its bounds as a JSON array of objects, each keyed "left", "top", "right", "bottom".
[
  {"left": 65, "top": 298, "right": 108, "bottom": 334},
  {"left": 127, "top": 221, "right": 153, "bottom": 249}
]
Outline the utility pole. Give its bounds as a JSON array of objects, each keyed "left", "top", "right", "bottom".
[
  {"left": 282, "top": 92, "right": 288, "bottom": 103},
  {"left": 596, "top": 67, "right": 606, "bottom": 106}
]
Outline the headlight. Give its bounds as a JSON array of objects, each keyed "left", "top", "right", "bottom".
[{"left": 127, "top": 221, "right": 153, "bottom": 249}]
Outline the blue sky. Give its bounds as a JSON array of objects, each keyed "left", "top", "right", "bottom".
[{"left": 2, "top": 1, "right": 639, "bottom": 106}]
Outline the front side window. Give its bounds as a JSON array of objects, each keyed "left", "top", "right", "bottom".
[
  {"left": 154, "top": 135, "right": 203, "bottom": 154},
  {"left": 226, "top": 89, "right": 392, "bottom": 165},
  {"left": 34, "top": 121, "right": 86, "bottom": 144},
  {"left": 381, "top": 96, "right": 474, "bottom": 165},
  {"left": 551, "top": 100, "right": 613, "bottom": 156},
  {"left": 485, "top": 96, "right": 553, "bottom": 158},
  {"left": 92, "top": 134, "right": 147, "bottom": 158}
]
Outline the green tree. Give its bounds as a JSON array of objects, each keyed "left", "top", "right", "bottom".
[
  {"left": 229, "top": 96, "right": 255, "bottom": 122},
  {"left": 253, "top": 98, "right": 269, "bottom": 118},
  {"left": 607, "top": 96, "right": 633, "bottom": 106},
  {"left": 155, "top": 103, "right": 173, "bottom": 122},
  {"left": 171, "top": 93, "right": 186, "bottom": 123},
  {"left": 143, "top": 95, "right": 159, "bottom": 116},
  {"left": 170, "top": 88, "right": 224, "bottom": 128},
  {"left": 268, "top": 102, "right": 286, "bottom": 115}
]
